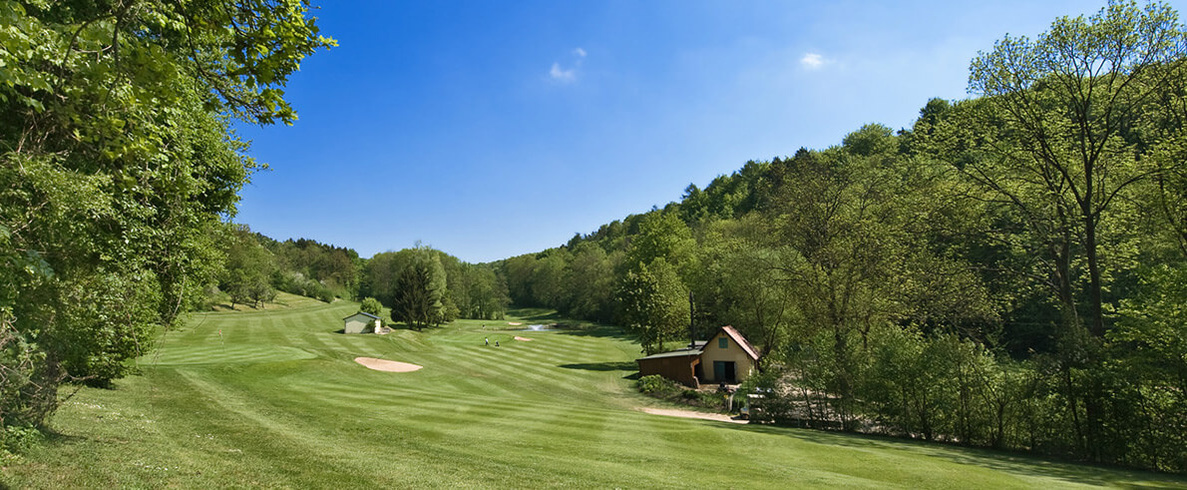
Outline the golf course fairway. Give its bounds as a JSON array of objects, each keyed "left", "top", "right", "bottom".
[{"left": 4, "top": 294, "right": 1184, "bottom": 488}]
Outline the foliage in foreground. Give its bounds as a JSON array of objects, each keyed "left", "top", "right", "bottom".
[{"left": 0, "top": 0, "right": 332, "bottom": 446}]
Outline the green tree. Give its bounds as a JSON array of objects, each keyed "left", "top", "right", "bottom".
[
  {"left": 962, "top": 1, "right": 1187, "bottom": 460},
  {"left": 563, "top": 242, "right": 618, "bottom": 322},
  {"left": 1111, "top": 263, "right": 1187, "bottom": 468},
  {"left": 360, "top": 297, "right": 383, "bottom": 317},
  {"left": 967, "top": 0, "right": 1187, "bottom": 339},
  {"left": 618, "top": 259, "right": 690, "bottom": 355},
  {"left": 221, "top": 225, "right": 277, "bottom": 309},
  {"left": 626, "top": 211, "right": 696, "bottom": 275},
  {"left": 391, "top": 249, "right": 447, "bottom": 331},
  {"left": 0, "top": 0, "right": 332, "bottom": 430},
  {"left": 359, "top": 250, "right": 413, "bottom": 305},
  {"left": 460, "top": 264, "right": 510, "bottom": 320},
  {"left": 692, "top": 215, "right": 805, "bottom": 358}
]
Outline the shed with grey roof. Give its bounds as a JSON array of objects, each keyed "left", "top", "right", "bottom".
[{"left": 343, "top": 311, "right": 381, "bottom": 334}]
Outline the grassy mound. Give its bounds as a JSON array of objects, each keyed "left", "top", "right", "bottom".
[{"left": 3, "top": 299, "right": 1184, "bottom": 488}]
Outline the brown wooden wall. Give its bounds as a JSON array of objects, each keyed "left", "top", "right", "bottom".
[{"left": 637, "top": 355, "right": 700, "bottom": 387}]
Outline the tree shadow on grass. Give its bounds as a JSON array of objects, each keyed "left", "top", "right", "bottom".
[
  {"left": 721, "top": 423, "right": 1187, "bottom": 488},
  {"left": 555, "top": 325, "right": 634, "bottom": 341},
  {"left": 35, "top": 428, "right": 88, "bottom": 449},
  {"left": 504, "top": 308, "right": 563, "bottom": 322},
  {"left": 558, "top": 361, "right": 637, "bottom": 372}
]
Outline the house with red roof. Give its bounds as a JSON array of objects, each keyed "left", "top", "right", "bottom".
[{"left": 635, "top": 326, "right": 760, "bottom": 387}]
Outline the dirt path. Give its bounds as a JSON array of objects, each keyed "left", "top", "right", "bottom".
[
  {"left": 640, "top": 407, "right": 747, "bottom": 424},
  {"left": 354, "top": 357, "right": 423, "bottom": 372}
]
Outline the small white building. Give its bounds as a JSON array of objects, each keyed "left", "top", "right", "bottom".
[{"left": 343, "top": 312, "right": 381, "bottom": 334}]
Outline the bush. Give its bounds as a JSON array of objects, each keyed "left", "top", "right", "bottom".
[
  {"left": 637, "top": 375, "right": 678, "bottom": 395},
  {"left": 1, "top": 308, "right": 59, "bottom": 428},
  {"left": 360, "top": 297, "right": 383, "bottom": 316},
  {"left": 274, "top": 271, "right": 336, "bottom": 303},
  {"left": 637, "top": 375, "right": 733, "bottom": 411},
  {"left": 1, "top": 424, "right": 41, "bottom": 454}
]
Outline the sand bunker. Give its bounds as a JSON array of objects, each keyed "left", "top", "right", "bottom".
[
  {"left": 641, "top": 408, "right": 747, "bottom": 424},
  {"left": 354, "top": 357, "right": 423, "bottom": 373},
  {"left": 513, "top": 336, "right": 533, "bottom": 342},
  {"left": 507, "top": 322, "right": 523, "bottom": 326}
]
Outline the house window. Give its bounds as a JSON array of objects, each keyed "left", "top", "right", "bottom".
[{"left": 719, "top": 337, "right": 728, "bottom": 349}]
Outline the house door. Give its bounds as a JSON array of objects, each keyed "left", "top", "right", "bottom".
[{"left": 713, "top": 361, "right": 737, "bottom": 382}]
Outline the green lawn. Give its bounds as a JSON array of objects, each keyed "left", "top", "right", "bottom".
[{"left": 4, "top": 294, "right": 1185, "bottom": 488}]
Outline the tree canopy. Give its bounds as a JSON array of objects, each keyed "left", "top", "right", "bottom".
[{"left": 0, "top": 0, "right": 332, "bottom": 430}]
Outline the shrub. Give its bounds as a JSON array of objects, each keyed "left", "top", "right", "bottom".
[
  {"left": 637, "top": 375, "right": 678, "bottom": 396},
  {"left": 1, "top": 424, "right": 41, "bottom": 454},
  {"left": 274, "top": 271, "right": 336, "bottom": 303},
  {"left": 360, "top": 297, "right": 382, "bottom": 316}
]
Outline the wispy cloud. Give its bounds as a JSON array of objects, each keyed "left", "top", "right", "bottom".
[
  {"left": 549, "top": 47, "right": 586, "bottom": 83},
  {"left": 550, "top": 62, "right": 576, "bottom": 82},
  {"left": 800, "top": 52, "right": 827, "bottom": 70}
]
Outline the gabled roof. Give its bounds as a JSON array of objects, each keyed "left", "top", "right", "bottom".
[
  {"left": 634, "top": 327, "right": 761, "bottom": 362},
  {"left": 343, "top": 311, "right": 380, "bottom": 321},
  {"left": 713, "top": 326, "right": 761, "bottom": 361}
]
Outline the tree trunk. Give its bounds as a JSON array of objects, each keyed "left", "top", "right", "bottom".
[{"left": 1083, "top": 214, "right": 1105, "bottom": 337}]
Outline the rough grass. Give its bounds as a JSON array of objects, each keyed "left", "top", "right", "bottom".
[{"left": 4, "top": 299, "right": 1185, "bottom": 488}]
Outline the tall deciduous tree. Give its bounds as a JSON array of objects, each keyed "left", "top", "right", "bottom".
[
  {"left": 626, "top": 212, "right": 696, "bottom": 275},
  {"left": 968, "top": 0, "right": 1187, "bottom": 338},
  {"left": 618, "top": 258, "right": 690, "bottom": 355}
]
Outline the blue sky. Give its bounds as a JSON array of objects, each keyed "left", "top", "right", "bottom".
[{"left": 234, "top": 0, "right": 1183, "bottom": 263}]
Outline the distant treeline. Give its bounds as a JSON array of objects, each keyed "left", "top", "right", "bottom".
[
  {"left": 497, "top": 4, "right": 1187, "bottom": 472},
  {"left": 216, "top": 228, "right": 509, "bottom": 323}
]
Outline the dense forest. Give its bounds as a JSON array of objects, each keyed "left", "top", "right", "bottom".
[
  {"left": 3, "top": 0, "right": 1186, "bottom": 475},
  {"left": 498, "top": 3, "right": 1187, "bottom": 472}
]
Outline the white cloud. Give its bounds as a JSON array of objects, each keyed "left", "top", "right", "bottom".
[
  {"left": 550, "top": 62, "right": 576, "bottom": 82},
  {"left": 549, "top": 47, "right": 586, "bottom": 83},
  {"left": 800, "top": 52, "right": 826, "bottom": 70}
]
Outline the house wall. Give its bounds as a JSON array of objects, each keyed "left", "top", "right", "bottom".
[
  {"left": 637, "top": 355, "right": 700, "bottom": 387},
  {"left": 344, "top": 316, "right": 371, "bottom": 334},
  {"left": 699, "top": 332, "right": 756, "bottom": 383}
]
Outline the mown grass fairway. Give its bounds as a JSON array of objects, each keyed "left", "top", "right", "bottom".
[{"left": 4, "top": 294, "right": 1185, "bottom": 488}]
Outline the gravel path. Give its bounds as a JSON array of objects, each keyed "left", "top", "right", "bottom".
[{"left": 641, "top": 407, "right": 747, "bottom": 424}]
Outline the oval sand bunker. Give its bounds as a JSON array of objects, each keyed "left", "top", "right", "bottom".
[{"left": 354, "top": 357, "right": 423, "bottom": 372}]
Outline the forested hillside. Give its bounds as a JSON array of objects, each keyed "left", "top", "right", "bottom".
[
  {"left": 499, "top": 3, "right": 1187, "bottom": 472},
  {"left": 216, "top": 228, "right": 510, "bottom": 324}
]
